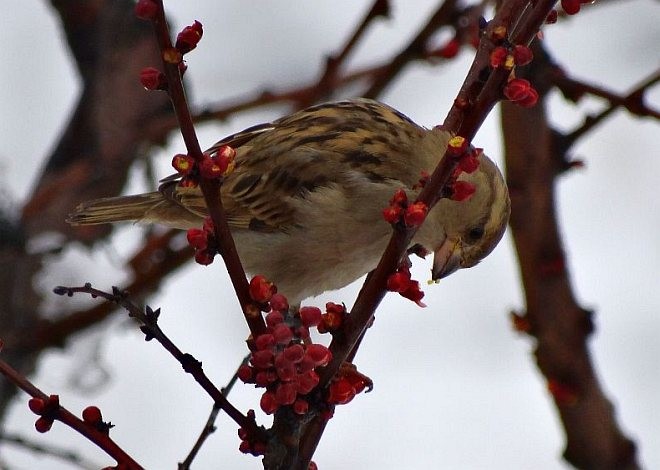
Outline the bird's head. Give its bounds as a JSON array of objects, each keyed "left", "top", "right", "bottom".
[{"left": 414, "top": 151, "right": 510, "bottom": 280}]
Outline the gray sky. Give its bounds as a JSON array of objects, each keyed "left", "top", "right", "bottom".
[{"left": 1, "top": 1, "right": 658, "bottom": 468}]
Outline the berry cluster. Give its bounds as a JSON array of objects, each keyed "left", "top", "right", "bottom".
[
  {"left": 172, "top": 145, "right": 236, "bottom": 188},
  {"left": 186, "top": 217, "right": 218, "bottom": 265},
  {"left": 382, "top": 189, "right": 429, "bottom": 227},
  {"left": 239, "top": 277, "right": 335, "bottom": 418},
  {"left": 386, "top": 262, "right": 426, "bottom": 307}
]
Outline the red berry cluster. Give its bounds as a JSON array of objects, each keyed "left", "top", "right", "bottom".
[
  {"left": 382, "top": 189, "right": 429, "bottom": 227},
  {"left": 135, "top": 1, "right": 203, "bottom": 87},
  {"left": 28, "top": 395, "right": 59, "bottom": 433},
  {"left": 186, "top": 217, "right": 217, "bottom": 265},
  {"left": 238, "top": 410, "right": 267, "bottom": 456},
  {"left": 386, "top": 262, "right": 426, "bottom": 307},
  {"left": 446, "top": 136, "right": 480, "bottom": 202},
  {"left": 503, "top": 78, "right": 539, "bottom": 108},
  {"left": 327, "top": 363, "right": 373, "bottom": 405},
  {"left": 171, "top": 145, "right": 236, "bottom": 188},
  {"left": 238, "top": 278, "right": 333, "bottom": 417}
]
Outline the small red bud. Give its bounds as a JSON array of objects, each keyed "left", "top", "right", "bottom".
[
  {"left": 176, "top": 20, "right": 204, "bottom": 54},
  {"left": 82, "top": 406, "right": 102, "bottom": 425},
  {"left": 272, "top": 324, "right": 294, "bottom": 344},
  {"left": 458, "top": 153, "right": 480, "bottom": 174},
  {"left": 249, "top": 275, "right": 276, "bottom": 303},
  {"left": 283, "top": 344, "right": 305, "bottom": 363},
  {"left": 447, "top": 136, "right": 468, "bottom": 156},
  {"left": 386, "top": 271, "right": 411, "bottom": 293},
  {"left": 172, "top": 153, "right": 195, "bottom": 175},
  {"left": 260, "top": 391, "right": 279, "bottom": 414},
  {"left": 512, "top": 45, "right": 533, "bottom": 66},
  {"left": 134, "top": 0, "right": 158, "bottom": 20},
  {"left": 305, "top": 344, "right": 332, "bottom": 367},
  {"left": 403, "top": 202, "right": 428, "bottom": 227},
  {"left": 193, "top": 248, "right": 215, "bottom": 265},
  {"left": 186, "top": 228, "right": 208, "bottom": 250},
  {"left": 450, "top": 181, "right": 476, "bottom": 202},
  {"left": 274, "top": 382, "right": 297, "bottom": 406},
  {"left": 561, "top": 0, "right": 581, "bottom": 15},
  {"left": 139, "top": 67, "right": 166, "bottom": 90},
  {"left": 237, "top": 364, "right": 254, "bottom": 383},
  {"left": 327, "top": 378, "right": 355, "bottom": 405},
  {"left": 400, "top": 280, "right": 426, "bottom": 307},
  {"left": 265, "top": 310, "right": 285, "bottom": 328},
  {"left": 299, "top": 306, "right": 323, "bottom": 328},
  {"left": 382, "top": 205, "right": 402, "bottom": 224},
  {"left": 255, "top": 333, "right": 276, "bottom": 351},
  {"left": 545, "top": 10, "right": 558, "bottom": 23},
  {"left": 35, "top": 417, "right": 53, "bottom": 433},
  {"left": 389, "top": 188, "right": 408, "bottom": 206},
  {"left": 250, "top": 350, "right": 274, "bottom": 369},
  {"left": 489, "top": 46, "right": 508, "bottom": 68},
  {"left": 269, "top": 293, "right": 289, "bottom": 312},
  {"left": 28, "top": 398, "right": 45, "bottom": 415},
  {"left": 296, "top": 370, "right": 320, "bottom": 394}
]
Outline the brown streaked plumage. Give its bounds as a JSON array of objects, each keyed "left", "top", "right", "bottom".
[{"left": 68, "top": 99, "right": 510, "bottom": 303}]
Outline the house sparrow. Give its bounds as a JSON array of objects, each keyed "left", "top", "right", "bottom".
[{"left": 68, "top": 99, "right": 510, "bottom": 304}]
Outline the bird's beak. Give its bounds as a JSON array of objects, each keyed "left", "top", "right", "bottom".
[{"left": 431, "top": 236, "right": 463, "bottom": 280}]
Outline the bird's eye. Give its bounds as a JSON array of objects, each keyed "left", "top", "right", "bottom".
[{"left": 466, "top": 226, "right": 485, "bottom": 242}]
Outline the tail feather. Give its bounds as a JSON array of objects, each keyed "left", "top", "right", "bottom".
[{"left": 67, "top": 192, "right": 165, "bottom": 226}]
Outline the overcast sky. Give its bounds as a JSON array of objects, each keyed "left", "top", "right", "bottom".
[{"left": 1, "top": 1, "right": 658, "bottom": 469}]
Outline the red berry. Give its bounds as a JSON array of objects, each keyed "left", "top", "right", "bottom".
[
  {"left": 403, "top": 202, "right": 428, "bottom": 227},
  {"left": 304, "top": 344, "right": 332, "bottom": 367},
  {"left": 265, "top": 310, "right": 284, "bottom": 328},
  {"left": 561, "top": 0, "right": 581, "bottom": 14},
  {"left": 382, "top": 205, "right": 402, "bottom": 224},
  {"left": 260, "top": 392, "right": 278, "bottom": 414},
  {"left": 139, "top": 67, "right": 166, "bottom": 91},
  {"left": 269, "top": 293, "right": 289, "bottom": 313},
  {"left": 186, "top": 228, "right": 208, "bottom": 250},
  {"left": 172, "top": 153, "right": 195, "bottom": 175},
  {"left": 35, "top": 417, "right": 53, "bottom": 433},
  {"left": 82, "top": 406, "right": 102, "bottom": 425},
  {"left": 134, "top": 0, "right": 158, "bottom": 20},
  {"left": 255, "top": 333, "right": 276, "bottom": 351},
  {"left": 450, "top": 181, "right": 476, "bottom": 202},
  {"left": 489, "top": 46, "right": 508, "bottom": 68},
  {"left": 249, "top": 275, "right": 276, "bottom": 303},
  {"left": 299, "top": 306, "right": 322, "bottom": 328},
  {"left": 176, "top": 21, "right": 204, "bottom": 54},
  {"left": 512, "top": 45, "right": 533, "bottom": 66},
  {"left": 274, "top": 382, "right": 297, "bottom": 406},
  {"left": 237, "top": 365, "right": 254, "bottom": 383},
  {"left": 272, "top": 324, "right": 294, "bottom": 345},
  {"left": 28, "top": 398, "right": 45, "bottom": 415}
]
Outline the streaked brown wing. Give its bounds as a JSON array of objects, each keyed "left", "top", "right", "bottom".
[{"left": 158, "top": 99, "right": 425, "bottom": 233}]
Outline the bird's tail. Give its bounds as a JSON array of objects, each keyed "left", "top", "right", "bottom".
[{"left": 67, "top": 192, "right": 165, "bottom": 226}]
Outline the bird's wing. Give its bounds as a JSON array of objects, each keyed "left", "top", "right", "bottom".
[{"left": 158, "top": 100, "right": 427, "bottom": 233}]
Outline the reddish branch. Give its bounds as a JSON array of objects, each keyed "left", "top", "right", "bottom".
[
  {"left": 149, "top": 0, "right": 267, "bottom": 338},
  {"left": 0, "top": 358, "right": 144, "bottom": 469}
]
